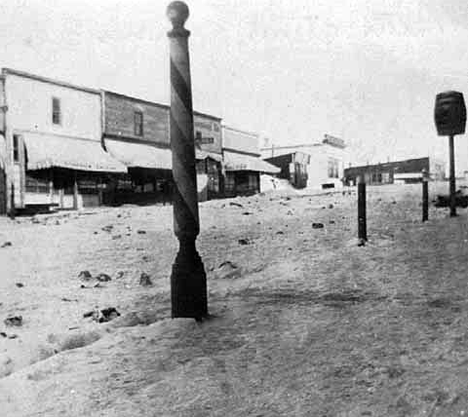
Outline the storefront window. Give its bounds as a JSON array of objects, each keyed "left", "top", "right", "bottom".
[
  {"left": 77, "top": 174, "right": 102, "bottom": 194},
  {"left": 225, "top": 172, "right": 235, "bottom": 193},
  {"left": 26, "top": 172, "right": 50, "bottom": 193},
  {"left": 196, "top": 159, "right": 206, "bottom": 174},
  {"left": 116, "top": 177, "right": 133, "bottom": 191}
]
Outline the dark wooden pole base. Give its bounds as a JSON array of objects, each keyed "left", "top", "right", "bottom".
[{"left": 170, "top": 239, "right": 208, "bottom": 320}]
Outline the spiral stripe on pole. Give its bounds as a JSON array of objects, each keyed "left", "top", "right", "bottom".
[{"left": 169, "top": 34, "right": 200, "bottom": 239}]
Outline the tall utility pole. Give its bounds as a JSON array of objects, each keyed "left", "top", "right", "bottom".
[
  {"left": 434, "top": 91, "right": 467, "bottom": 218},
  {"left": 167, "top": 1, "right": 208, "bottom": 320}
]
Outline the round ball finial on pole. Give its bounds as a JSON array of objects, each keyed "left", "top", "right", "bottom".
[{"left": 167, "top": 1, "right": 189, "bottom": 28}]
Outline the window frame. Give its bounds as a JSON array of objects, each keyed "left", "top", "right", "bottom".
[
  {"left": 134, "top": 111, "right": 144, "bottom": 137},
  {"left": 26, "top": 171, "right": 51, "bottom": 194},
  {"left": 327, "top": 157, "right": 340, "bottom": 179},
  {"left": 52, "top": 97, "right": 61, "bottom": 125}
]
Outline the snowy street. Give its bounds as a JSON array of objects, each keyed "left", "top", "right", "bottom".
[{"left": 2, "top": 183, "right": 468, "bottom": 416}]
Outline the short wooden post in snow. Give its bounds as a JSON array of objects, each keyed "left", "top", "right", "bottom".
[
  {"left": 357, "top": 175, "right": 367, "bottom": 243},
  {"left": 9, "top": 183, "right": 15, "bottom": 219},
  {"left": 422, "top": 168, "right": 428, "bottom": 222}
]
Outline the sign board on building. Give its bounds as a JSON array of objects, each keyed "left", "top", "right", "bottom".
[
  {"left": 196, "top": 136, "right": 214, "bottom": 144},
  {"left": 434, "top": 91, "right": 467, "bottom": 136},
  {"left": 323, "top": 134, "right": 346, "bottom": 149}
]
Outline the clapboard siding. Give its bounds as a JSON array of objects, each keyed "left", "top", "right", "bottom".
[
  {"left": 193, "top": 113, "right": 222, "bottom": 154},
  {"left": 104, "top": 92, "right": 170, "bottom": 146},
  {"left": 104, "top": 91, "right": 222, "bottom": 153},
  {"left": 222, "top": 125, "right": 259, "bottom": 155}
]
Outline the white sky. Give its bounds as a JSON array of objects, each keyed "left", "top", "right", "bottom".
[{"left": 1, "top": 0, "right": 468, "bottom": 167}]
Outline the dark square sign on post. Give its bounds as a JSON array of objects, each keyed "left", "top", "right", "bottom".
[{"left": 434, "top": 91, "right": 467, "bottom": 136}]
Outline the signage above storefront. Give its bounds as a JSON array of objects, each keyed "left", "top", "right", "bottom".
[
  {"left": 195, "top": 136, "right": 214, "bottom": 144},
  {"left": 323, "top": 134, "right": 346, "bottom": 149}
]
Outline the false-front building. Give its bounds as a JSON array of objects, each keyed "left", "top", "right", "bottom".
[
  {"left": 0, "top": 68, "right": 270, "bottom": 215},
  {"left": 261, "top": 134, "right": 347, "bottom": 190},
  {"left": 222, "top": 126, "right": 280, "bottom": 197},
  {"left": 101, "top": 90, "right": 223, "bottom": 204},
  {"left": 263, "top": 151, "right": 310, "bottom": 189},
  {"left": 0, "top": 68, "right": 126, "bottom": 214},
  {"left": 102, "top": 91, "right": 172, "bottom": 205}
]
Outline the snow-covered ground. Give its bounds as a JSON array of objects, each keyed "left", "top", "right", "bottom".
[{"left": 1, "top": 182, "right": 468, "bottom": 416}]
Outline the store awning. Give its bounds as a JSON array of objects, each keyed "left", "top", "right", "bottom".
[
  {"left": 23, "top": 133, "right": 127, "bottom": 173},
  {"left": 223, "top": 151, "right": 280, "bottom": 174},
  {"left": 105, "top": 139, "right": 172, "bottom": 170},
  {"left": 195, "top": 149, "right": 223, "bottom": 162}
]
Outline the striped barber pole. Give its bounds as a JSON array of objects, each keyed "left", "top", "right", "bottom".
[
  {"left": 167, "top": 1, "right": 199, "bottom": 240},
  {"left": 167, "top": 1, "right": 208, "bottom": 320}
]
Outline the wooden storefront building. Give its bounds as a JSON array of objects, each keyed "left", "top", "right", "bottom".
[
  {"left": 0, "top": 68, "right": 273, "bottom": 214},
  {"left": 263, "top": 151, "right": 310, "bottom": 189},
  {"left": 261, "top": 134, "right": 347, "bottom": 190},
  {"left": 102, "top": 91, "right": 172, "bottom": 205},
  {"left": 0, "top": 68, "right": 127, "bottom": 214},
  {"left": 101, "top": 91, "right": 224, "bottom": 205},
  {"left": 222, "top": 126, "right": 280, "bottom": 197}
]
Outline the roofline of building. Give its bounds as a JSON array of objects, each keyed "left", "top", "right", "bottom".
[
  {"left": 222, "top": 147, "right": 260, "bottom": 158},
  {"left": 0, "top": 70, "right": 223, "bottom": 120},
  {"left": 193, "top": 110, "right": 222, "bottom": 121},
  {"left": 103, "top": 90, "right": 169, "bottom": 110},
  {"left": 345, "top": 156, "right": 430, "bottom": 171},
  {"left": 260, "top": 143, "right": 322, "bottom": 151},
  {"left": 222, "top": 124, "right": 259, "bottom": 138},
  {"left": 2, "top": 68, "right": 101, "bottom": 95},
  {"left": 264, "top": 150, "right": 309, "bottom": 158},
  {"left": 103, "top": 90, "right": 222, "bottom": 121}
]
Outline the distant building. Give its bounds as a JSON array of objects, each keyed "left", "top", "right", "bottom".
[
  {"left": 343, "top": 157, "right": 446, "bottom": 186},
  {"left": 263, "top": 152, "right": 310, "bottom": 189},
  {"left": 261, "top": 134, "right": 347, "bottom": 190},
  {"left": 222, "top": 126, "right": 280, "bottom": 197},
  {"left": 0, "top": 68, "right": 126, "bottom": 213}
]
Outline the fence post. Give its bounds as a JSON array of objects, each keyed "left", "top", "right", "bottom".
[
  {"left": 422, "top": 168, "right": 428, "bottom": 222},
  {"left": 358, "top": 175, "right": 367, "bottom": 242},
  {"left": 448, "top": 134, "right": 457, "bottom": 217},
  {"left": 9, "top": 182, "right": 15, "bottom": 219}
]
